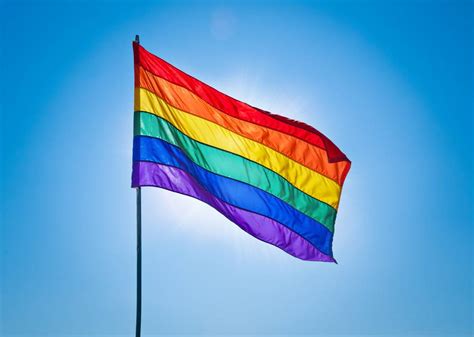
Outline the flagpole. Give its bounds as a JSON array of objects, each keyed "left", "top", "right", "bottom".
[
  {"left": 136, "top": 186, "right": 142, "bottom": 337},
  {"left": 135, "top": 34, "right": 142, "bottom": 337}
]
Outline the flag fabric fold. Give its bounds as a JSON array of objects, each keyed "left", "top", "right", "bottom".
[{"left": 132, "top": 42, "right": 351, "bottom": 262}]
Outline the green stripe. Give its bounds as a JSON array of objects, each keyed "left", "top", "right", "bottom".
[{"left": 135, "top": 111, "right": 336, "bottom": 231}]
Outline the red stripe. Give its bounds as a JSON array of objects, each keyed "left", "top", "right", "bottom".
[{"left": 133, "top": 42, "right": 350, "bottom": 165}]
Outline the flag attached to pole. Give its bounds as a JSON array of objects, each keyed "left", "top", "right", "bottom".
[{"left": 131, "top": 42, "right": 351, "bottom": 262}]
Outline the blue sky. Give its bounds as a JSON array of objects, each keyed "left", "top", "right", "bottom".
[{"left": 0, "top": 0, "right": 472, "bottom": 336}]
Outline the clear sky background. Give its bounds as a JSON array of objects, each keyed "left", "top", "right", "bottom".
[{"left": 0, "top": 0, "right": 472, "bottom": 336}]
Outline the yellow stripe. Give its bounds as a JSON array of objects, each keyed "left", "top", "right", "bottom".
[{"left": 136, "top": 88, "right": 341, "bottom": 208}]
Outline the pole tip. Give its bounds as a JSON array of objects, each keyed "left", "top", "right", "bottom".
[{"left": 135, "top": 35, "right": 140, "bottom": 44}]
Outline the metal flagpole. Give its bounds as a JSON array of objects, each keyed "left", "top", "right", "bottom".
[
  {"left": 135, "top": 34, "right": 142, "bottom": 337},
  {"left": 136, "top": 186, "right": 142, "bottom": 337}
]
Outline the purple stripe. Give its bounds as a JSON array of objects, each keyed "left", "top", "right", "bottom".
[{"left": 132, "top": 161, "right": 335, "bottom": 262}]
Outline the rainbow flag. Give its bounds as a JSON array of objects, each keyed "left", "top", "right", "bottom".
[{"left": 131, "top": 42, "right": 351, "bottom": 262}]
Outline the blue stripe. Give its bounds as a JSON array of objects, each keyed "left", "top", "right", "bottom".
[{"left": 133, "top": 136, "right": 333, "bottom": 256}]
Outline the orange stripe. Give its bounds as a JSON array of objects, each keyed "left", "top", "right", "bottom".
[{"left": 137, "top": 66, "right": 348, "bottom": 185}]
